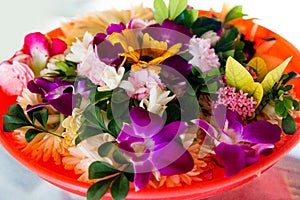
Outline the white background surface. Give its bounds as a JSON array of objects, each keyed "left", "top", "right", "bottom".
[{"left": 0, "top": 0, "right": 299, "bottom": 199}]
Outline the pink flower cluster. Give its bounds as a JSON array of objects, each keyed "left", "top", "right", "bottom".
[
  {"left": 216, "top": 86, "right": 257, "bottom": 119},
  {"left": 123, "top": 69, "right": 165, "bottom": 100}
]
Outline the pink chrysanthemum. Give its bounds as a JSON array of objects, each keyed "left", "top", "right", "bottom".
[
  {"left": 216, "top": 86, "right": 257, "bottom": 119},
  {"left": 188, "top": 37, "right": 220, "bottom": 72},
  {"left": 121, "top": 69, "right": 165, "bottom": 100}
]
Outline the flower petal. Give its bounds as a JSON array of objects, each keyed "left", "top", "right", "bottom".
[
  {"left": 152, "top": 141, "right": 194, "bottom": 176},
  {"left": 48, "top": 93, "right": 77, "bottom": 116},
  {"left": 242, "top": 121, "right": 282, "bottom": 144},
  {"left": 106, "top": 22, "right": 126, "bottom": 35},
  {"left": 215, "top": 142, "right": 246, "bottom": 177},
  {"left": 162, "top": 55, "right": 192, "bottom": 76},
  {"left": 133, "top": 160, "right": 153, "bottom": 191},
  {"left": 50, "top": 38, "right": 67, "bottom": 56},
  {"left": 129, "top": 107, "right": 164, "bottom": 137},
  {"left": 192, "top": 119, "right": 219, "bottom": 141},
  {"left": 152, "top": 121, "right": 188, "bottom": 145}
]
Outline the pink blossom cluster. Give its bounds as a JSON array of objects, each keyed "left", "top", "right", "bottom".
[{"left": 216, "top": 86, "right": 257, "bottom": 119}]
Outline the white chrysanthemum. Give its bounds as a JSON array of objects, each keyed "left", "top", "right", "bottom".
[
  {"left": 97, "top": 66, "right": 125, "bottom": 92},
  {"left": 62, "top": 134, "right": 115, "bottom": 183},
  {"left": 66, "top": 32, "right": 94, "bottom": 63},
  {"left": 16, "top": 88, "right": 42, "bottom": 110},
  {"left": 62, "top": 108, "right": 83, "bottom": 148},
  {"left": 140, "top": 86, "right": 175, "bottom": 116},
  {"left": 188, "top": 37, "right": 220, "bottom": 72}
]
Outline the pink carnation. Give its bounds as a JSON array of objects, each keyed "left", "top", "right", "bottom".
[
  {"left": 188, "top": 37, "right": 220, "bottom": 72},
  {"left": 122, "top": 69, "right": 165, "bottom": 100},
  {"left": 0, "top": 61, "right": 34, "bottom": 96},
  {"left": 77, "top": 50, "right": 107, "bottom": 86}
]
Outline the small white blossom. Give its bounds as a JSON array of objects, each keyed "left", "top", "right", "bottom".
[
  {"left": 66, "top": 32, "right": 94, "bottom": 63},
  {"left": 140, "top": 86, "right": 175, "bottom": 116}
]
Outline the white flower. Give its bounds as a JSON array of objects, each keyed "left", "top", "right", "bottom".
[
  {"left": 140, "top": 86, "right": 175, "bottom": 116},
  {"left": 188, "top": 37, "right": 220, "bottom": 72},
  {"left": 62, "top": 134, "right": 115, "bottom": 183},
  {"left": 40, "top": 54, "right": 65, "bottom": 76},
  {"left": 66, "top": 32, "right": 94, "bottom": 63},
  {"left": 97, "top": 66, "right": 125, "bottom": 92},
  {"left": 201, "top": 30, "right": 220, "bottom": 46},
  {"left": 78, "top": 48, "right": 124, "bottom": 91}
]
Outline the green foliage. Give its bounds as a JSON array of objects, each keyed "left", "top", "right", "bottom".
[
  {"left": 3, "top": 104, "right": 55, "bottom": 141},
  {"left": 87, "top": 161, "right": 132, "bottom": 200},
  {"left": 153, "top": 0, "right": 187, "bottom": 24},
  {"left": 224, "top": 6, "right": 247, "bottom": 23},
  {"left": 191, "top": 16, "right": 221, "bottom": 37},
  {"left": 153, "top": 0, "right": 168, "bottom": 24},
  {"left": 111, "top": 174, "right": 130, "bottom": 200},
  {"left": 270, "top": 72, "right": 300, "bottom": 134},
  {"left": 175, "top": 8, "right": 198, "bottom": 28},
  {"left": 169, "top": 0, "right": 188, "bottom": 20}
]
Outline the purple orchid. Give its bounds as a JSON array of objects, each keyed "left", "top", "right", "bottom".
[
  {"left": 116, "top": 107, "right": 194, "bottom": 191},
  {"left": 27, "top": 78, "right": 88, "bottom": 116},
  {"left": 192, "top": 105, "right": 282, "bottom": 177},
  {"left": 146, "top": 19, "right": 194, "bottom": 47}
]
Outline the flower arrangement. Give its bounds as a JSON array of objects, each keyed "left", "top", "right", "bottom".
[{"left": 1, "top": 0, "right": 300, "bottom": 199}]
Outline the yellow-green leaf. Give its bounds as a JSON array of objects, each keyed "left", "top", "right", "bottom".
[
  {"left": 169, "top": 0, "right": 187, "bottom": 20},
  {"left": 154, "top": 0, "right": 168, "bottom": 24},
  {"left": 247, "top": 57, "right": 267, "bottom": 82},
  {"left": 225, "top": 56, "right": 254, "bottom": 89},
  {"left": 261, "top": 56, "right": 293, "bottom": 93},
  {"left": 241, "top": 82, "right": 264, "bottom": 107}
]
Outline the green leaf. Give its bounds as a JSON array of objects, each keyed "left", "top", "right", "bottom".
[
  {"left": 108, "top": 119, "right": 121, "bottom": 138},
  {"left": 241, "top": 82, "right": 263, "bottom": 106},
  {"left": 191, "top": 16, "right": 221, "bottom": 37},
  {"left": 25, "top": 129, "right": 42, "bottom": 142},
  {"left": 224, "top": 6, "right": 247, "bottom": 23},
  {"left": 275, "top": 100, "right": 285, "bottom": 115},
  {"left": 89, "top": 161, "right": 119, "bottom": 180},
  {"left": 3, "top": 115, "right": 30, "bottom": 132},
  {"left": 293, "top": 99, "right": 299, "bottom": 110},
  {"left": 113, "top": 149, "right": 129, "bottom": 164},
  {"left": 76, "top": 123, "right": 103, "bottom": 145},
  {"left": 111, "top": 174, "right": 130, "bottom": 200},
  {"left": 215, "top": 27, "right": 239, "bottom": 52},
  {"left": 98, "top": 142, "right": 114, "bottom": 157},
  {"left": 261, "top": 56, "right": 293, "bottom": 93},
  {"left": 3, "top": 104, "right": 31, "bottom": 132},
  {"left": 33, "top": 109, "right": 48, "bottom": 128},
  {"left": 247, "top": 57, "right": 268, "bottom": 82},
  {"left": 225, "top": 56, "right": 254, "bottom": 89},
  {"left": 153, "top": 0, "right": 168, "bottom": 24},
  {"left": 165, "top": 103, "right": 181, "bottom": 124},
  {"left": 56, "top": 61, "right": 69, "bottom": 72},
  {"left": 282, "top": 114, "right": 297, "bottom": 135},
  {"left": 83, "top": 105, "right": 106, "bottom": 131},
  {"left": 169, "top": 0, "right": 187, "bottom": 20},
  {"left": 87, "top": 178, "right": 114, "bottom": 200},
  {"left": 175, "top": 8, "right": 198, "bottom": 28},
  {"left": 283, "top": 96, "right": 293, "bottom": 110},
  {"left": 123, "top": 164, "right": 134, "bottom": 182}
]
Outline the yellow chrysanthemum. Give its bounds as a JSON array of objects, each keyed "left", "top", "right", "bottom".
[{"left": 108, "top": 30, "right": 182, "bottom": 73}]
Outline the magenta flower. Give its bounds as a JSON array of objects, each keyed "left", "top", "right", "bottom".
[
  {"left": 27, "top": 78, "right": 88, "bottom": 116},
  {"left": 116, "top": 107, "right": 194, "bottom": 191},
  {"left": 21, "top": 32, "right": 67, "bottom": 75},
  {"left": 192, "top": 105, "right": 281, "bottom": 177}
]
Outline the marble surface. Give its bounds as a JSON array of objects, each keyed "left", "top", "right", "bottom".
[{"left": 0, "top": 0, "right": 300, "bottom": 199}]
